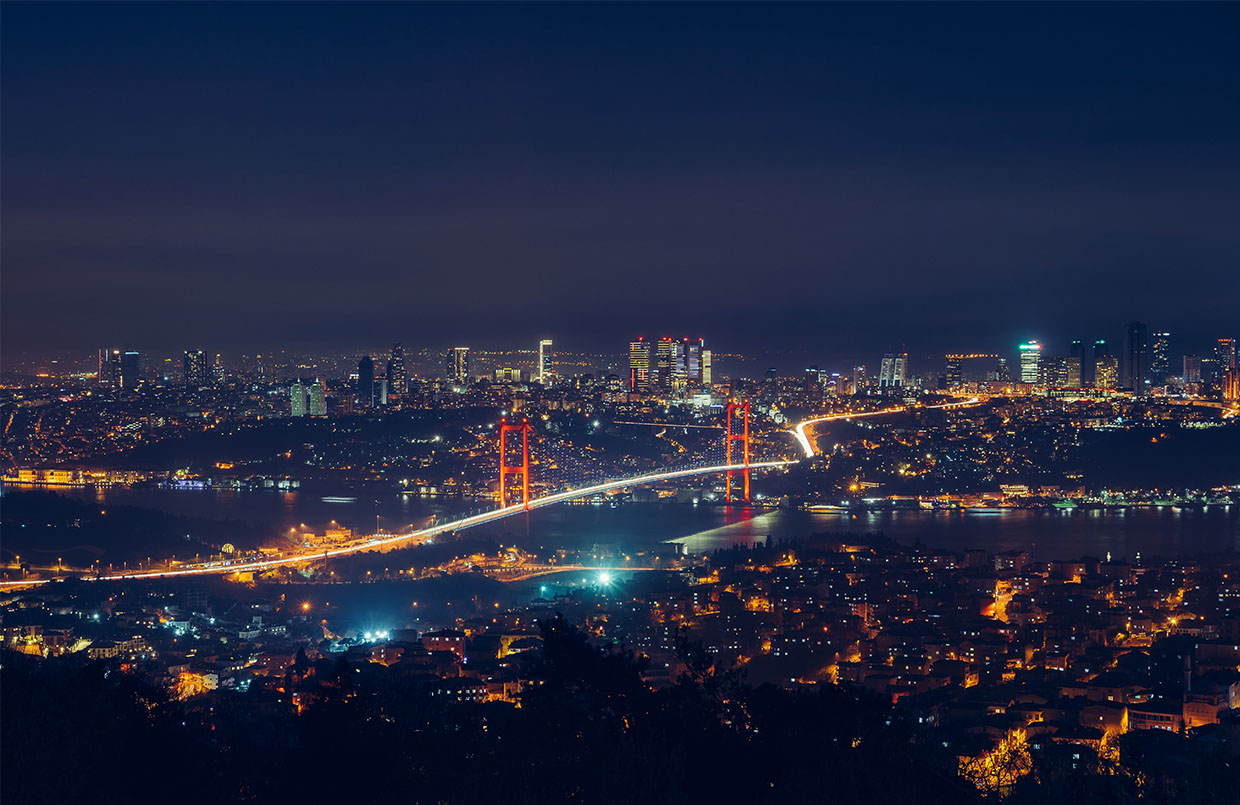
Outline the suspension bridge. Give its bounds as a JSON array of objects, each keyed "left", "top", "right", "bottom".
[{"left": 0, "top": 397, "right": 981, "bottom": 588}]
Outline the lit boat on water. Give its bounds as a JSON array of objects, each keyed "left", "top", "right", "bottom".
[{"left": 321, "top": 496, "right": 358, "bottom": 503}]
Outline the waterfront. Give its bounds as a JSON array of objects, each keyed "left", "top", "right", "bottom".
[{"left": 17, "top": 484, "right": 1240, "bottom": 565}]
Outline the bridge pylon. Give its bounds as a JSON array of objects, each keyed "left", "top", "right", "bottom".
[
  {"left": 499, "top": 417, "right": 534, "bottom": 510},
  {"left": 725, "top": 399, "right": 751, "bottom": 503}
]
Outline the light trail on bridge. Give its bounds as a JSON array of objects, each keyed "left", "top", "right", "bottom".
[
  {"left": 0, "top": 399, "right": 983, "bottom": 590},
  {"left": 790, "top": 398, "right": 983, "bottom": 458},
  {"left": 0, "top": 459, "right": 794, "bottom": 589}
]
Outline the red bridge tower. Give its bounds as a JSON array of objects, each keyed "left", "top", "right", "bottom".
[
  {"left": 725, "top": 399, "right": 751, "bottom": 503},
  {"left": 498, "top": 417, "right": 533, "bottom": 510}
]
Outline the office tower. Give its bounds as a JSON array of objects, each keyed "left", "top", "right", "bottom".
[
  {"left": 764, "top": 367, "right": 778, "bottom": 383},
  {"left": 1064, "top": 356, "right": 1081, "bottom": 388},
  {"left": 118, "top": 351, "right": 140, "bottom": 390},
  {"left": 378, "top": 377, "right": 389, "bottom": 406},
  {"left": 1150, "top": 331, "right": 1170, "bottom": 381},
  {"left": 701, "top": 349, "right": 712, "bottom": 386},
  {"left": 1217, "top": 338, "right": 1237, "bottom": 372},
  {"left": 1183, "top": 355, "right": 1201, "bottom": 384},
  {"left": 495, "top": 367, "right": 521, "bottom": 383},
  {"left": 98, "top": 348, "right": 120, "bottom": 388},
  {"left": 683, "top": 338, "right": 704, "bottom": 385},
  {"left": 358, "top": 356, "right": 375, "bottom": 406},
  {"left": 628, "top": 338, "right": 650, "bottom": 392},
  {"left": 387, "top": 343, "right": 407, "bottom": 396},
  {"left": 995, "top": 357, "right": 1011, "bottom": 383},
  {"left": 446, "top": 347, "right": 470, "bottom": 385},
  {"left": 1040, "top": 356, "right": 1069, "bottom": 389},
  {"left": 878, "top": 353, "right": 907, "bottom": 388},
  {"left": 654, "top": 337, "right": 676, "bottom": 391},
  {"left": 1018, "top": 341, "right": 1041, "bottom": 384},
  {"left": 183, "top": 350, "right": 209, "bottom": 386},
  {"left": 308, "top": 380, "right": 326, "bottom": 416},
  {"left": 537, "top": 339, "right": 554, "bottom": 384},
  {"left": 211, "top": 354, "right": 225, "bottom": 385},
  {"left": 945, "top": 355, "right": 963, "bottom": 388},
  {"left": 290, "top": 382, "right": 308, "bottom": 417},
  {"left": 1089, "top": 339, "right": 1108, "bottom": 387},
  {"left": 1069, "top": 340, "right": 1086, "bottom": 387},
  {"left": 1095, "top": 352, "right": 1119, "bottom": 389},
  {"left": 1123, "top": 321, "right": 1147, "bottom": 392},
  {"left": 852, "top": 365, "right": 867, "bottom": 394}
]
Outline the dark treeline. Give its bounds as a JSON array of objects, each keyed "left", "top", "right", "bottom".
[{"left": 5, "top": 616, "right": 1236, "bottom": 804}]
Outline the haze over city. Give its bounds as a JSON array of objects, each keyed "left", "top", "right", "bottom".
[{"left": 3, "top": 4, "right": 1239, "bottom": 805}]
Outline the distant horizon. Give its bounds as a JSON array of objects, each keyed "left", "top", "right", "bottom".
[{"left": 4, "top": 4, "right": 1238, "bottom": 358}]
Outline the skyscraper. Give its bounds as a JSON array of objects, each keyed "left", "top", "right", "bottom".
[
  {"left": 118, "top": 351, "right": 140, "bottom": 391},
  {"left": 701, "top": 348, "right": 712, "bottom": 386},
  {"left": 945, "top": 355, "right": 963, "bottom": 388},
  {"left": 183, "top": 350, "right": 209, "bottom": 386},
  {"left": 98, "top": 348, "right": 119, "bottom": 388},
  {"left": 628, "top": 338, "right": 650, "bottom": 392},
  {"left": 387, "top": 343, "right": 407, "bottom": 396},
  {"left": 1069, "top": 340, "right": 1086, "bottom": 387},
  {"left": 852, "top": 365, "right": 867, "bottom": 394},
  {"left": 211, "top": 354, "right": 225, "bottom": 385},
  {"left": 1018, "top": 341, "right": 1041, "bottom": 384},
  {"left": 358, "top": 355, "right": 375, "bottom": 407},
  {"left": 1095, "top": 350, "right": 1119, "bottom": 389},
  {"left": 308, "top": 379, "right": 326, "bottom": 416},
  {"left": 1183, "top": 355, "right": 1201, "bottom": 385},
  {"left": 1123, "top": 321, "right": 1147, "bottom": 392},
  {"left": 1217, "top": 338, "right": 1237, "bottom": 372},
  {"left": 1090, "top": 340, "right": 1108, "bottom": 387},
  {"left": 537, "top": 339, "right": 553, "bottom": 384},
  {"left": 1150, "top": 331, "right": 1170, "bottom": 382},
  {"left": 654, "top": 337, "right": 676, "bottom": 391},
  {"left": 290, "top": 382, "right": 308, "bottom": 417},
  {"left": 878, "top": 353, "right": 907, "bottom": 388},
  {"left": 446, "top": 347, "right": 470, "bottom": 385}
]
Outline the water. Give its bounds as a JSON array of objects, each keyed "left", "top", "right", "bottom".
[{"left": 21, "top": 484, "right": 1240, "bottom": 562}]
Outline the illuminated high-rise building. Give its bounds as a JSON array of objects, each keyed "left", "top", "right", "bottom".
[
  {"left": 290, "top": 382, "right": 308, "bottom": 417},
  {"left": 1150, "top": 331, "right": 1170, "bottom": 382},
  {"left": 211, "top": 354, "right": 225, "bottom": 385},
  {"left": 98, "top": 348, "right": 120, "bottom": 388},
  {"left": 878, "top": 352, "right": 907, "bottom": 388},
  {"left": 183, "top": 350, "right": 209, "bottom": 387},
  {"left": 387, "top": 343, "right": 407, "bottom": 396},
  {"left": 1018, "top": 341, "right": 1041, "bottom": 384},
  {"left": 1217, "top": 338, "right": 1237, "bottom": 372},
  {"left": 852, "top": 365, "right": 867, "bottom": 394},
  {"left": 945, "top": 355, "right": 963, "bottom": 388},
  {"left": 1095, "top": 351, "right": 1119, "bottom": 389},
  {"left": 1123, "top": 321, "right": 1147, "bottom": 392},
  {"left": 701, "top": 349, "right": 712, "bottom": 386},
  {"left": 118, "top": 351, "right": 140, "bottom": 390},
  {"left": 682, "top": 338, "right": 704, "bottom": 385},
  {"left": 1183, "top": 355, "right": 1201, "bottom": 385},
  {"left": 628, "top": 338, "right": 650, "bottom": 392},
  {"left": 654, "top": 337, "right": 676, "bottom": 391},
  {"left": 445, "top": 347, "right": 470, "bottom": 385},
  {"left": 308, "top": 379, "right": 326, "bottom": 416},
  {"left": 994, "top": 357, "right": 1010, "bottom": 383},
  {"left": 537, "top": 339, "right": 554, "bottom": 384},
  {"left": 1089, "top": 339, "right": 1108, "bottom": 387},
  {"left": 358, "top": 355, "right": 375, "bottom": 406}
]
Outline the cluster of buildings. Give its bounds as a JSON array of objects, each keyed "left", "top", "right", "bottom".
[{"left": 7, "top": 537, "right": 1240, "bottom": 779}]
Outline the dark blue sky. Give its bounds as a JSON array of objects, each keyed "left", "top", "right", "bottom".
[{"left": 3, "top": 2, "right": 1238, "bottom": 363}]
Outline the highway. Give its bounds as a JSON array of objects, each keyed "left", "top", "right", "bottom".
[
  {"left": 0, "top": 459, "right": 794, "bottom": 589},
  {"left": 791, "top": 398, "right": 983, "bottom": 458}
]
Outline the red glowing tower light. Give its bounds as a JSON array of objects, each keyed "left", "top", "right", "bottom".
[
  {"left": 499, "top": 417, "right": 534, "bottom": 510},
  {"left": 725, "top": 399, "right": 751, "bottom": 503}
]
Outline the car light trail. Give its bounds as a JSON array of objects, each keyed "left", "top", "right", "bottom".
[{"left": 790, "top": 398, "right": 982, "bottom": 458}]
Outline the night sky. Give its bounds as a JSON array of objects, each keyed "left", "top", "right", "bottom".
[{"left": 3, "top": 3, "right": 1238, "bottom": 363}]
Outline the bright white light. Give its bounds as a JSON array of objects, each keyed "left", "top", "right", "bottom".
[{"left": 598, "top": 572, "right": 612, "bottom": 585}]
